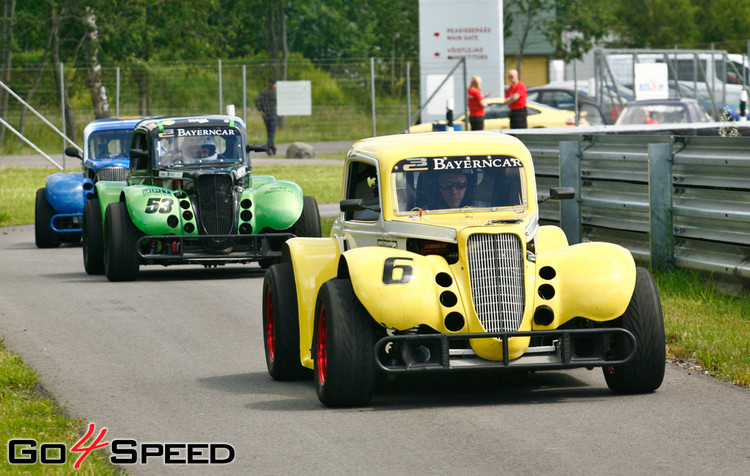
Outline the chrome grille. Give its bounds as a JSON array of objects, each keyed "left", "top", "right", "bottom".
[
  {"left": 467, "top": 233, "right": 525, "bottom": 332},
  {"left": 197, "top": 174, "right": 235, "bottom": 235},
  {"left": 95, "top": 166, "right": 128, "bottom": 182}
]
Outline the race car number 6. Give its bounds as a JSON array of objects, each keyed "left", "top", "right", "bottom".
[
  {"left": 145, "top": 197, "right": 174, "bottom": 214},
  {"left": 382, "top": 257, "right": 413, "bottom": 284}
]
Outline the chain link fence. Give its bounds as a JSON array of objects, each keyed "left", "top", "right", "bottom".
[{"left": 0, "top": 58, "right": 429, "bottom": 156}]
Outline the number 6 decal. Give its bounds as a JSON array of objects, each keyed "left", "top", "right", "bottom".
[{"left": 383, "top": 257, "right": 413, "bottom": 284}]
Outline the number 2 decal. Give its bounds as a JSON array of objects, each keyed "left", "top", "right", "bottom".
[
  {"left": 382, "top": 257, "right": 413, "bottom": 284},
  {"left": 145, "top": 197, "right": 174, "bottom": 214}
]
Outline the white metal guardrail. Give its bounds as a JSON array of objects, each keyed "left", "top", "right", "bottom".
[
  {"left": 506, "top": 125, "right": 750, "bottom": 281},
  {"left": 0, "top": 79, "right": 81, "bottom": 170}
]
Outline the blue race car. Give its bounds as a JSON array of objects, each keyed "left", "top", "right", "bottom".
[{"left": 35, "top": 116, "right": 148, "bottom": 248}]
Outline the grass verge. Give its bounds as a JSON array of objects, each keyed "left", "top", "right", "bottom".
[
  {"left": 0, "top": 341, "right": 120, "bottom": 474},
  {"left": 0, "top": 164, "right": 343, "bottom": 227},
  {"left": 655, "top": 271, "right": 750, "bottom": 386}
]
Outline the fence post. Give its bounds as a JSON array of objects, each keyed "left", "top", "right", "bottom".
[
  {"left": 116, "top": 67, "right": 120, "bottom": 117},
  {"left": 559, "top": 140, "right": 581, "bottom": 244},
  {"left": 648, "top": 142, "right": 674, "bottom": 271},
  {"left": 60, "top": 62, "right": 66, "bottom": 170},
  {"left": 406, "top": 61, "right": 411, "bottom": 132},
  {"left": 370, "top": 57, "right": 376, "bottom": 136},
  {"left": 218, "top": 59, "right": 223, "bottom": 114},
  {"left": 462, "top": 58, "right": 468, "bottom": 130},
  {"left": 242, "top": 65, "right": 247, "bottom": 124}
]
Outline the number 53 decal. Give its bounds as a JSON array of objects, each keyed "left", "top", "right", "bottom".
[
  {"left": 144, "top": 197, "right": 174, "bottom": 214},
  {"left": 382, "top": 257, "right": 413, "bottom": 284}
]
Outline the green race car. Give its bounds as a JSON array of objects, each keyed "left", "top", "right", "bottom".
[{"left": 83, "top": 115, "right": 320, "bottom": 281}]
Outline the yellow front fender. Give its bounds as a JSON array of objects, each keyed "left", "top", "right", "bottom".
[
  {"left": 343, "top": 248, "right": 467, "bottom": 333},
  {"left": 285, "top": 237, "right": 341, "bottom": 368},
  {"left": 534, "top": 242, "right": 636, "bottom": 328}
]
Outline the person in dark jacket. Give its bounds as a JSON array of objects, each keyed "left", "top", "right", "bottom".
[{"left": 255, "top": 78, "right": 278, "bottom": 155}]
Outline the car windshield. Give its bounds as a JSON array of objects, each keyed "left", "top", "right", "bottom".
[
  {"left": 88, "top": 130, "right": 133, "bottom": 159},
  {"left": 392, "top": 155, "right": 526, "bottom": 214},
  {"left": 618, "top": 104, "right": 692, "bottom": 124},
  {"left": 155, "top": 126, "right": 245, "bottom": 167}
]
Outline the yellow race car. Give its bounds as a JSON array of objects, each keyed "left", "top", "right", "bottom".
[
  {"left": 262, "top": 131, "right": 665, "bottom": 407},
  {"left": 407, "top": 99, "right": 587, "bottom": 132}
]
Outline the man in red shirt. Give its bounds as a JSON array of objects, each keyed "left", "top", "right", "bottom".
[{"left": 505, "top": 69, "right": 527, "bottom": 129}]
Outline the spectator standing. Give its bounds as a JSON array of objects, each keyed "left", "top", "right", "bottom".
[
  {"left": 467, "top": 75, "right": 490, "bottom": 130},
  {"left": 255, "top": 78, "right": 278, "bottom": 155},
  {"left": 505, "top": 69, "right": 527, "bottom": 129}
]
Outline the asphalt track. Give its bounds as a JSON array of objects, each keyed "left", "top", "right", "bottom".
[{"left": 1, "top": 225, "right": 749, "bottom": 475}]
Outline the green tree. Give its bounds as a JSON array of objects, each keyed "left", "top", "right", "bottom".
[
  {"left": 691, "top": 0, "right": 750, "bottom": 52},
  {"left": 545, "top": 0, "right": 614, "bottom": 62},
  {"left": 610, "top": 0, "right": 698, "bottom": 48},
  {"left": 0, "top": 0, "right": 17, "bottom": 144},
  {"left": 504, "top": 0, "right": 554, "bottom": 72}
]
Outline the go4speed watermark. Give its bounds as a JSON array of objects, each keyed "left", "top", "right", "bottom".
[{"left": 7, "top": 423, "right": 235, "bottom": 469}]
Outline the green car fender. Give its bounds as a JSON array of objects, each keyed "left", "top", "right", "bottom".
[
  {"left": 251, "top": 174, "right": 276, "bottom": 188},
  {"left": 94, "top": 181, "right": 128, "bottom": 219},
  {"left": 121, "top": 185, "right": 198, "bottom": 236},
  {"left": 243, "top": 179, "right": 304, "bottom": 233}
]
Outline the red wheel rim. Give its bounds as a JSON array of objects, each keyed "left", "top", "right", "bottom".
[
  {"left": 264, "top": 285, "right": 275, "bottom": 361},
  {"left": 316, "top": 304, "right": 327, "bottom": 385}
]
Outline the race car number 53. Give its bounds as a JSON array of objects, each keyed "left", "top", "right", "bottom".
[{"left": 145, "top": 197, "right": 174, "bottom": 214}]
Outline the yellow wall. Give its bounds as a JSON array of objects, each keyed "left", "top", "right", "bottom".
[{"left": 504, "top": 56, "right": 548, "bottom": 87}]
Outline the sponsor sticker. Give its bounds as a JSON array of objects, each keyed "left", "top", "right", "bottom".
[
  {"left": 159, "top": 171, "right": 184, "bottom": 178},
  {"left": 393, "top": 155, "right": 522, "bottom": 172},
  {"left": 175, "top": 128, "right": 237, "bottom": 137},
  {"left": 6, "top": 423, "right": 236, "bottom": 469}
]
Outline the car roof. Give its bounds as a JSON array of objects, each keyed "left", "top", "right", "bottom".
[
  {"left": 623, "top": 98, "right": 701, "bottom": 106},
  {"left": 527, "top": 86, "right": 593, "bottom": 95},
  {"left": 84, "top": 116, "right": 154, "bottom": 133},
  {"left": 348, "top": 131, "right": 533, "bottom": 171},
  {"left": 135, "top": 115, "right": 247, "bottom": 132},
  {"left": 484, "top": 98, "right": 566, "bottom": 111}
]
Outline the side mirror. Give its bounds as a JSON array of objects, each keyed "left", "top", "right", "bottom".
[
  {"left": 247, "top": 143, "right": 268, "bottom": 153},
  {"left": 340, "top": 198, "right": 381, "bottom": 213},
  {"left": 538, "top": 187, "right": 576, "bottom": 204},
  {"left": 65, "top": 147, "right": 82, "bottom": 160},
  {"left": 340, "top": 198, "right": 365, "bottom": 212}
]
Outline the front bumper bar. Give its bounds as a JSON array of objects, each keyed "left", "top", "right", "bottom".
[
  {"left": 375, "top": 328, "right": 636, "bottom": 373},
  {"left": 136, "top": 232, "right": 294, "bottom": 265},
  {"left": 51, "top": 212, "right": 83, "bottom": 233}
]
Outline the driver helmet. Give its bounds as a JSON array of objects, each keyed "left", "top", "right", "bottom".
[{"left": 183, "top": 135, "right": 218, "bottom": 161}]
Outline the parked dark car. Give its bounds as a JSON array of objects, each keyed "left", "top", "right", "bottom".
[
  {"left": 668, "top": 80, "right": 744, "bottom": 120},
  {"left": 615, "top": 98, "right": 712, "bottom": 125},
  {"left": 527, "top": 86, "right": 610, "bottom": 125}
]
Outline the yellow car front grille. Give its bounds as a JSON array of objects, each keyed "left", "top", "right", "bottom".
[{"left": 467, "top": 233, "right": 525, "bottom": 332}]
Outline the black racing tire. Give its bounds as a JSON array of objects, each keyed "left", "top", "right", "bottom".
[
  {"left": 313, "top": 278, "right": 376, "bottom": 407},
  {"left": 262, "top": 263, "right": 310, "bottom": 380},
  {"left": 82, "top": 198, "right": 105, "bottom": 275},
  {"left": 35, "top": 188, "right": 61, "bottom": 248},
  {"left": 60, "top": 230, "right": 82, "bottom": 243},
  {"left": 258, "top": 196, "right": 321, "bottom": 269},
  {"left": 290, "top": 195, "right": 322, "bottom": 238},
  {"left": 603, "top": 267, "right": 666, "bottom": 394},
  {"left": 104, "top": 202, "right": 140, "bottom": 282}
]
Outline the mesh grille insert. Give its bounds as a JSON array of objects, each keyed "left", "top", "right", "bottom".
[
  {"left": 467, "top": 233, "right": 525, "bottom": 332},
  {"left": 197, "top": 174, "right": 234, "bottom": 235},
  {"left": 95, "top": 166, "right": 128, "bottom": 182}
]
